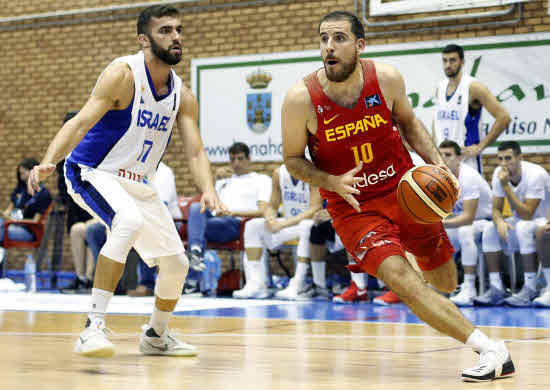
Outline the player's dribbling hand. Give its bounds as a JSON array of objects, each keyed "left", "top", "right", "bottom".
[
  {"left": 435, "top": 163, "right": 461, "bottom": 200},
  {"left": 328, "top": 162, "right": 363, "bottom": 212},
  {"left": 27, "top": 164, "right": 56, "bottom": 195},
  {"left": 200, "top": 191, "right": 227, "bottom": 215}
]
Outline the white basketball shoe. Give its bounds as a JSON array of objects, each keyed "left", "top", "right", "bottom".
[
  {"left": 139, "top": 324, "right": 197, "bottom": 357},
  {"left": 74, "top": 318, "right": 115, "bottom": 358},
  {"left": 461, "top": 340, "right": 515, "bottom": 382}
]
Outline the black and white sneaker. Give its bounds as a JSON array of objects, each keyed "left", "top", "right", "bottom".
[
  {"left": 187, "top": 249, "right": 206, "bottom": 272},
  {"left": 461, "top": 340, "right": 515, "bottom": 382},
  {"left": 139, "top": 324, "right": 197, "bottom": 357}
]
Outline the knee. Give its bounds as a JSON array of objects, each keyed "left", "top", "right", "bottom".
[
  {"left": 425, "top": 261, "right": 458, "bottom": 293},
  {"left": 86, "top": 223, "right": 106, "bottom": 242},
  {"left": 377, "top": 257, "right": 424, "bottom": 300},
  {"left": 70, "top": 222, "right": 86, "bottom": 238},
  {"left": 244, "top": 218, "right": 265, "bottom": 241},
  {"left": 457, "top": 225, "right": 475, "bottom": 243},
  {"left": 516, "top": 220, "right": 536, "bottom": 240}
]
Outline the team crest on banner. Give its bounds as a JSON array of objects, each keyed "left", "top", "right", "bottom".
[{"left": 246, "top": 69, "right": 272, "bottom": 134}]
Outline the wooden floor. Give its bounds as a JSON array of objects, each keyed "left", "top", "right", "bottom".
[{"left": 1, "top": 311, "right": 549, "bottom": 389}]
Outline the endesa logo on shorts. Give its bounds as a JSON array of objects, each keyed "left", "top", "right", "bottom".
[{"left": 353, "top": 164, "right": 396, "bottom": 188}]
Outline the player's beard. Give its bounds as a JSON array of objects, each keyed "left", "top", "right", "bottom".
[
  {"left": 149, "top": 35, "right": 182, "bottom": 65},
  {"left": 324, "top": 51, "right": 358, "bottom": 82},
  {"left": 445, "top": 63, "right": 462, "bottom": 78}
]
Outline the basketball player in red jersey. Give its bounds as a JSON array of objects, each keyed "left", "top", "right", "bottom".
[{"left": 282, "top": 11, "right": 515, "bottom": 382}]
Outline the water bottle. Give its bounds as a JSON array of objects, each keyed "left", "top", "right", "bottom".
[
  {"left": 24, "top": 254, "right": 36, "bottom": 293},
  {"left": 200, "top": 250, "right": 221, "bottom": 296}
]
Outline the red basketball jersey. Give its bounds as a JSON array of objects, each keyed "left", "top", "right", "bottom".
[{"left": 305, "top": 59, "right": 413, "bottom": 202}]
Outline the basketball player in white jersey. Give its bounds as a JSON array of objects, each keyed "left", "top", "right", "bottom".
[
  {"left": 233, "top": 164, "right": 322, "bottom": 299},
  {"left": 28, "top": 5, "right": 224, "bottom": 358},
  {"left": 477, "top": 141, "right": 550, "bottom": 307},
  {"left": 438, "top": 141, "right": 492, "bottom": 306},
  {"left": 432, "top": 44, "right": 511, "bottom": 172}
]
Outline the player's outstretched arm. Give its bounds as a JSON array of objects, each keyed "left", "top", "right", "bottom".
[
  {"left": 177, "top": 86, "right": 225, "bottom": 214},
  {"left": 28, "top": 62, "right": 133, "bottom": 194},
  {"left": 463, "top": 81, "right": 511, "bottom": 158}
]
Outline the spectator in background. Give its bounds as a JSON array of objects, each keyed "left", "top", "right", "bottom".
[
  {"left": 432, "top": 44, "right": 510, "bottom": 172},
  {"left": 477, "top": 141, "right": 550, "bottom": 306},
  {"left": 186, "top": 142, "right": 271, "bottom": 265},
  {"left": 232, "top": 163, "right": 322, "bottom": 299},
  {"left": 128, "top": 162, "right": 183, "bottom": 297},
  {"left": 438, "top": 141, "right": 493, "bottom": 307},
  {"left": 532, "top": 219, "right": 550, "bottom": 307},
  {"left": 0, "top": 158, "right": 52, "bottom": 261}
]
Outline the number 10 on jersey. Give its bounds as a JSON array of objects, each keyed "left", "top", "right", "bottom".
[{"left": 351, "top": 143, "right": 373, "bottom": 165}]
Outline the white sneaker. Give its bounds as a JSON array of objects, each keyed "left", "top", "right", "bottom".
[
  {"left": 533, "top": 285, "right": 550, "bottom": 307},
  {"left": 274, "top": 278, "right": 303, "bottom": 300},
  {"left": 232, "top": 283, "right": 270, "bottom": 299},
  {"left": 74, "top": 319, "right": 115, "bottom": 358},
  {"left": 139, "top": 324, "right": 197, "bottom": 357},
  {"left": 450, "top": 285, "right": 476, "bottom": 307},
  {"left": 461, "top": 340, "right": 515, "bottom": 382}
]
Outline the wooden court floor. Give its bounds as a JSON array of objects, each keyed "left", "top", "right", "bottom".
[{"left": 1, "top": 310, "right": 549, "bottom": 390}]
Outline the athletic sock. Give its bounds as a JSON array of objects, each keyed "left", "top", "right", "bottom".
[
  {"left": 149, "top": 306, "right": 172, "bottom": 336},
  {"left": 311, "top": 261, "right": 326, "bottom": 288},
  {"left": 88, "top": 288, "right": 113, "bottom": 324},
  {"left": 466, "top": 328, "right": 496, "bottom": 353},
  {"left": 489, "top": 272, "right": 503, "bottom": 290},
  {"left": 294, "top": 262, "right": 309, "bottom": 287},
  {"left": 524, "top": 272, "right": 537, "bottom": 290},
  {"left": 463, "top": 274, "right": 476, "bottom": 291}
]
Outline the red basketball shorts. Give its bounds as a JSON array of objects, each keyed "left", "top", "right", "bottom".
[{"left": 326, "top": 189, "right": 454, "bottom": 277}]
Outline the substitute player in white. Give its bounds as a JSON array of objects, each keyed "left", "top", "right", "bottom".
[
  {"left": 476, "top": 141, "right": 550, "bottom": 306},
  {"left": 432, "top": 44, "right": 510, "bottom": 172},
  {"left": 233, "top": 164, "right": 322, "bottom": 299},
  {"left": 438, "top": 141, "right": 492, "bottom": 306},
  {"left": 28, "top": 5, "right": 224, "bottom": 358}
]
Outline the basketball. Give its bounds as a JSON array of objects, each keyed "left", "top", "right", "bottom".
[{"left": 397, "top": 164, "right": 459, "bottom": 224}]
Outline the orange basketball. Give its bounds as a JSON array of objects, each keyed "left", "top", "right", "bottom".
[{"left": 397, "top": 165, "right": 459, "bottom": 224}]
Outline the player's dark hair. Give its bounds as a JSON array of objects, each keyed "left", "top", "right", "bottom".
[
  {"left": 318, "top": 11, "right": 365, "bottom": 40},
  {"left": 229, "top": 142, "right": 250, "bottom": 158},
  {"left": 442, "top": 44, "right": 464, "bottom": 60},
  {"left": 497, "top": 141, "right": 522, "bottom": 155},
  {"left": 439, "top": 140, "right": 461, "bottom": 156},
  {"left": 137, "top": 5, "right": 180, "bottom": 35},
  {"left": 17, "top": 158, "right": 39, "bottom": 191}
]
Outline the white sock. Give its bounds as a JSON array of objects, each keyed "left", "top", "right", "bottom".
[
  {"left": 463, "top": 274, "right": 476, "bottom": 290},
  {"left": 524, "top": 272, "right": 537, "bottom": 290},
  {"left": 294, "top": 262, "right": 309, "bottom": 287},
  {"left": 311, "top": 261, "right": 326, "bottom": 288},
  {"left": 489, "top": 272, "right": 503, "bottom": 290},
  {"left": 88, "top": 288, "right": 113, "bottom": 324},
  {"left": 350, "top": 272, "right": 367, "bottom": 290},
  {"left": 149, "top": 306, "right": 172, "bottom": 336},
  {"left": 466, "top": 329, "right": 495, "bottom": 354},
  {"left": 543, "top": 268, "right": 550, "bottom": 285},
  {"left": 247, "top": 260, "right": 264, "bottom": 287}
]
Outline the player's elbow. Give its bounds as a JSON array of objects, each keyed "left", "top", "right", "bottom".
[{"left": 499, "top": 112, "right": 511, "bottom": 127}]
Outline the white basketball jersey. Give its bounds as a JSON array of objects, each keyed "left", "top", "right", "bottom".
[
  {"left": 67, "top": 51, "right": 181, "bottom": 183},
  {"left": 453, "top": 163, "right": 492, "bottom": 220},
  {"left": 434, "top": 74, "right": 482, "bottom": 171},
  {"left": 279, "top": 164, "right": 310, "bottom": 218}
]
